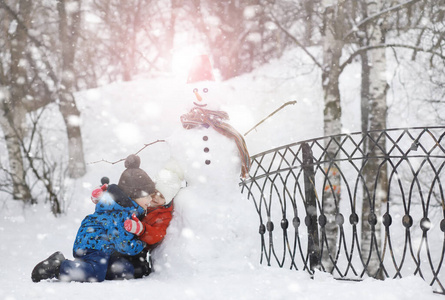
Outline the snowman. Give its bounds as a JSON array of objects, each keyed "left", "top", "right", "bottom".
[{"left": 151, "top": 55, "right": 258, "bottom": 275}]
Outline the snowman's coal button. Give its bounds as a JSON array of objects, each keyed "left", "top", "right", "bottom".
[
  {"left": 203, "top": 136, "right": 208, "bottom": 141},
  {"left": 205, "top": 160, "right": 211, "bottom": 165},
  {"left": 204, "top": 147, "right": 209, "bottom": 153}
]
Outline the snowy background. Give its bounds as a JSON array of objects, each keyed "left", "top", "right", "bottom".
[{"left": 0, "top": 49, "right": 443, "bottom": 299}]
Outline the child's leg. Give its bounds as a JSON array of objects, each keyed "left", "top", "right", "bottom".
[
  {"left": 105, "top": 250, "right": 151, "bottom": 280},
  {"left": 59, "top": 250, "right": 110, "bottom": 282},
  {"left": 105, "top": 252, "right": 135, "bottom": 280}
]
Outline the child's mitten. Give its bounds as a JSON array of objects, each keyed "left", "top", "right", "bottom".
[{"left": 124, "top": 214, "right": 144, "bottom": 236}]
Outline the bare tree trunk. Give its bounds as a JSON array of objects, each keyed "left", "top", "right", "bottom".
[
  {"left": 320, "top": 0, "right": 345, "bottom": 272},
  {"left": 0, "top": 88, "right": 32, "bottom": 202},
  {"left": 361, "top": 51, "right": 370, "bottom": 136},
  {"left": 2, "top": 0, "right": 33, "bottom": 202},
  {"left": 303, "top": 0, "right": 316, "bottom": 45},
  {"left": 57, "top": 0, "right": 86, "bottom": 178},
  {"left": 163, "top": 0, "right": 179, "bottom": 72},
  {"left": 361, "top": 0, "right": 388, "bottom": 279},
  {"left": 58, "top": 92, "right": 86, "bottom": 178},
  {"left": 122, "top": 0, "right": 143, "bottom": 81}
]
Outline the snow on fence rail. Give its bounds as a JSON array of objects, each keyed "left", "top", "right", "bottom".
[{"left": 240, "top": 126, "right": 445, "bottom": 294}]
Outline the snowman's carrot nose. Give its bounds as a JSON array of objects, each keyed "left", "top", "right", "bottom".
[{"left": 193, "top": 89, "right": 202, "bottom": 102}]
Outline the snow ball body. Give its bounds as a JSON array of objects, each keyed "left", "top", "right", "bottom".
[
  {"left": 152, "top": 126, "right": 258, "bottom": 270},
  {"left": 152, "top": 85, "right": 258, "bottom": 275},
  {"left": 168, "top": 126, "right": 241, "bottom": 191}
]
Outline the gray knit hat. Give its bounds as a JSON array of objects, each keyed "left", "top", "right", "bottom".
[{"left": 118, "top": 154, "right": 155, "bottom": 199}]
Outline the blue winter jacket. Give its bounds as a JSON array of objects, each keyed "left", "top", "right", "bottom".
[{"left": 73, "top": 184, "right": 146, "bottom": 256}]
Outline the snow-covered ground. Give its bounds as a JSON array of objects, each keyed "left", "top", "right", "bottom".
[{"left": 0, "top": 49, "right": 443, "bottom": 299}]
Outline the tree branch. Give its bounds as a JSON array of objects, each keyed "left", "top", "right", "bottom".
[
  {"left": 0, "top": 0, "right": 59, "bottom": 88},
  {"left": 343, "top": 0, "right": 425, "bottom": 40},
  {"left": 340, "top": 43, "right": 445, "bottom": 72},
  {"left": 269, "top": 13, "right": 323, "bottom": 69}
]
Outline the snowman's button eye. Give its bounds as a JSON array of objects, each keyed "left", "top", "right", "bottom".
[
  {"left": 203, "top": 88, "right": 208, "bottom": 93},
  {"left": 193, "top": 88, "right": 198, "bottom": 93}
]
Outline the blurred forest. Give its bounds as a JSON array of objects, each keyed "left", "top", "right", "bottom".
[
  {"left": 0, "top": 1, "right": 444, "bottom": 236},
  {"left": 1, "top": 0, "right": 445, "bottom": 278}
]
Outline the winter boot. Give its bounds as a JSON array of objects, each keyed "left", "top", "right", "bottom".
[
  {"left": 133, "top": 259, "right": 151, "bottom": 279},
  {"left": 31, "top": 251, "right": 66, "bottom": 282},
  {"left": 131, "top": 250, "right": 152, "bottom": 278}
]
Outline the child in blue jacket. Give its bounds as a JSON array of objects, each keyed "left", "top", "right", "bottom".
[{"left": 31, "top": 154, "right": 156, "bottom": 282}]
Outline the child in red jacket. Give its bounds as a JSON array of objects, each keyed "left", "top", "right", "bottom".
[{"left": 134, "top": 196, "right": 174, "bottom": 248}]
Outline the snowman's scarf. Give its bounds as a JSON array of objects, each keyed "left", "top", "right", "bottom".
[{"left": 181, "top": 107, "right": 251, "bottom": 178}]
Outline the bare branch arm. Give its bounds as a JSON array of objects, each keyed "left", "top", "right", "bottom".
[
  {"left": 245, "top": 101, "right": 297, "bottom": 136},
  {"left": 88, "top": 140, "right": 166, "bottom": 165}
]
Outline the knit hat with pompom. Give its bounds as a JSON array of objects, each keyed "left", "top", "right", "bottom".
[
  {"left": 155, "top": 159, "right": 184, "bottom": 204},
  {"left": 118, "top": 154, "right": 155, "bottom": 199}
]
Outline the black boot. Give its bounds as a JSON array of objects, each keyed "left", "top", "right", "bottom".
[
  {"left": 133, "top": 259, "right": 151, "bottom": 279},
  {"left": 131, "top": 250, "right": 152, "bottom": 278},
  {"left": 31, "top": 251, "right": 66, "bottom": 282}
]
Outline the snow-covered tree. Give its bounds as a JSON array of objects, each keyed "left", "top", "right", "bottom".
[
  {"left": 0, "top": 0, "right": 86, "bottom": 211},
  {"left": 360, "top": 0, "right": 388, "bottom": 279},
  {"left": 267, "top": 0, "right": 431, "bottom": 272},
  {"left": 56, "top": 0, "right": 86, "bottom": 179},
  {"left": 0, "top": 0, "right": 35, "bottom": 203},
  {"left": 319, "top": 0, "right": 345, "bottom": 272}
]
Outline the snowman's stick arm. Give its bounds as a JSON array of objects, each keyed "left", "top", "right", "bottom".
[
  {"left": 87, "top": 140, "right": 166, "bottom": 165},
  {"left": 244, "top": 100, "right": 297, "bottom": 136},
  {"left": 135, "top": 139, "right": 166, "bottom": 155}
]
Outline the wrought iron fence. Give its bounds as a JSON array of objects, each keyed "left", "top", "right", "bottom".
[{"left": 240, "top": 126, "right": 445, "bottom": 294}]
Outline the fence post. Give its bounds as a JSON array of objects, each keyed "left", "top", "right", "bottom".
[{"left": 302, "top": 142, "right": 320, "bottom": 272}]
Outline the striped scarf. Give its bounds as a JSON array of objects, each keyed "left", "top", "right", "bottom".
[{"left": 181, "top": 107, "right": 251, "bottom": 178}]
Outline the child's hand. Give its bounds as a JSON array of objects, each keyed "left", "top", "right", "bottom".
[
  {"left": 91, "top": 184, "right": 108, "bottom": 204},
  {"left": 124, "top": 214, "right": 144, "bottom": 236}
]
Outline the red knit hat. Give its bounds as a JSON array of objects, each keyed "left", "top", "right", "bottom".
[{"left": 186, "top": 55, "right": 215, "bottom": 84}]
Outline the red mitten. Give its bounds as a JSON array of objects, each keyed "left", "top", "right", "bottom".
[
  {"left": 124, "top": 214, "right": 144, "bottom": 236},
  {"left": 91, "top": 184, "right": 108, "bottom": 204}
]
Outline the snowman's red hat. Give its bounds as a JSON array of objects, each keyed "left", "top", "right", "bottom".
[{"left": 187, "top": 55, "right": 215, "bottom": 83}]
